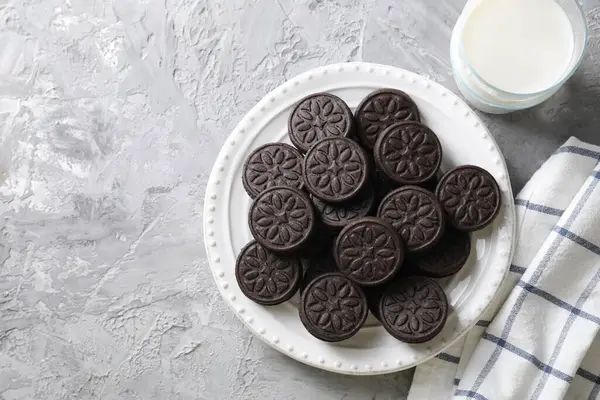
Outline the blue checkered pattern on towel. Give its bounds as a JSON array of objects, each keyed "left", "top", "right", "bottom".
[{"left": 407, "top": 137, "right": 600, "bottom": 400}]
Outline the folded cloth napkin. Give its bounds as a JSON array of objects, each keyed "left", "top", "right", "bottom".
[{"left": 407, "top": 137, "right": 600, "bottom": 400}]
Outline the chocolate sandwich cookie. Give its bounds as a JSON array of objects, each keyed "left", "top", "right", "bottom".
[
  {"left": 379, "top": 276, "right": 448, "bottom": 343},
  {"left": 374, "top": 121, "right": 442, "bottom": 185},
  {"left": 413, "top": 229, "right": 471, "bottom": 278},
  {"left": 377, "top": 186, "right": 446, "bottom": 252},
  {"left": 289, "top": 93, "right": 355, "bottom": 153},
  {"left": 312, "top": 185, "right": 375, "bottom": 231},
  {"left": 355, "top": 88, "right": 420, "bottom": 150},
  {"left": 249, "top": 186, "right": 316, "bottom": 253},
  {"left": 436, "top": 165, "right": 501, "bottom": 232},
  {"left": 300, "top": 252, "right": 337, "bottom": 293},
  {"left": 242, "top": 143, "right": 304, "bottom": 199},
  {"left": 299, "top": 273, "right": 368, "bottom": 342},
  {"left": 235, "top": 241, "right": 302, "bottom": 306},
  {"left": 303, "top": 137, "right": 370, "bottom": 203},
  {"left": 334, "top": 217, "right": 405, "bottom": 287}
]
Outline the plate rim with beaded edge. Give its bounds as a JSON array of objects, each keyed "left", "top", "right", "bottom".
[{"left": 203, "top": 62, "right": 516, "bottom": 375}]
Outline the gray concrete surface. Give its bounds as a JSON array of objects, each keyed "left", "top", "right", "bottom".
[{"left": 1, "top": 0, "right": 600, "bottom": 399}]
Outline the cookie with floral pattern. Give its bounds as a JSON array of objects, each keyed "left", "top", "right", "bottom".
[
  {"left": 355, "top": 88, "right": 420, "bottom": 149},
  {"left": 289, "top": 93, "right": 355, "bottom": 153},
  {"left": 299, "top": 273, "right": 368, "bottom": 342},
  {"left": 436, "top": 165, "right": 501, "bottom": 232},
  {"left": 303, "top": 137, "right": 370, "bottom": 203},
  {"left": 377, "top": 186, "right": 446, "bottom": 252},
  {"left": 249, "top": 186, "right": 316, "bottom": 253},
  {"left": 242, "top": 143, "right": 304, "bottom": 199},
  {"left": 379, "top": 276, "right": 448, "bottom": 343},
  {"left": 334, "top": 217, "right": 405, "bottom": 286},
  {"left": 235, "top": 241, "right": 302, "bottom": 305},
  {"left": 374, "top": 121, "right": 442, "bottom": 185}
]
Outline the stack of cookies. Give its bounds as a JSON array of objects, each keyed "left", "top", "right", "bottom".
[{"left": 236, "top": 90, "right": 501, "bottom": 343}]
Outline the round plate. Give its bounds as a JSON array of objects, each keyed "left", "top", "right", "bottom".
[{"left": 203, "top": 62, "right": 516, "bottom": 375}]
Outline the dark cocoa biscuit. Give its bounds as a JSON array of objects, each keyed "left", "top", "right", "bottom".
[
  {"left": 377, "top": 186, "right": 446, "bottom": 252},
  {"left": 300, "top": 252, "right": 337, "bottom": 293},
  {"left": 299, "top": 273, "right": 368, "bottom": 342},
  {"left": 355, "top": 89, "right": 420, "bottom": 150},
  {"left": 249, "top": 186, "right": 316, "bottom": 253},
  {"left": 413, "top": 229, "right": 471, "bottom": 278},
  {"left": 312, "top": 185, "right": 375, "bottom": 231},
  {"left": 289, "top": 93, "right": 355, "bottom": 153},
  {"left": 235, "top": 241, "right": 302, "bottom": 305},
  {"left": 303, "top": 137, "right": 370, "bottom": 203},
  {"left": 435, "top": 165, "right": 501, "bottom": 232},
  {"left": 379, "top": 276, "right": 448, "bottom": 343},
  {"left": 374, "top": 121, "right": 442, "bottom": 185},
  {"left": 334, "top": 217, "right": 405, "bottom": 287},
  {"left": 242, "top": 143, "right": 304, "bottom": 199}
]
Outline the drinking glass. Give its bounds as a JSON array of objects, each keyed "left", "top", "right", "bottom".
[{"left": 450, "top": 0, "right": 588, "bottom": 114}]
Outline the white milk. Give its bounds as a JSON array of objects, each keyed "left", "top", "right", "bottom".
[{"left": 461, "top": 0, "right": 574, "bottom": 94}]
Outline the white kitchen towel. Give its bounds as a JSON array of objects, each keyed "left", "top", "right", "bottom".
[{"left": 407, "top": 137, "right": 600, "bottom": 400}]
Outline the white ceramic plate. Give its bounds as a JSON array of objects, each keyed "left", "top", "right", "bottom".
[{"left": 203, "top": 62, "right": 516, "bottom": 375}]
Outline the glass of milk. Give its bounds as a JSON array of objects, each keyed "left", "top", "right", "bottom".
[{"left": 450, "top": 0, "right": 587, "bottom": 114}]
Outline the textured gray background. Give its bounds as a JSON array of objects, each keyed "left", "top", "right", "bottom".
[{"left": 1, "top": 0, "right": 600, "bottom": 399}]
